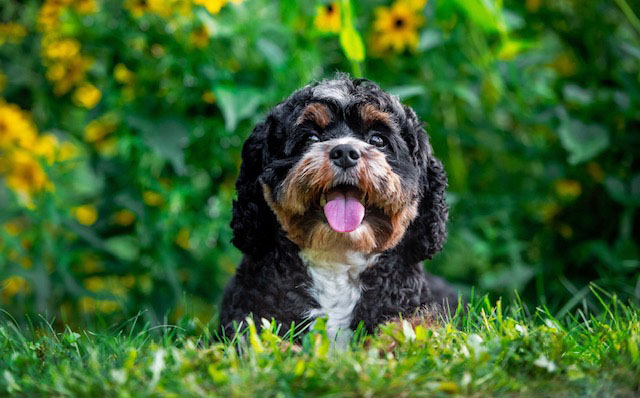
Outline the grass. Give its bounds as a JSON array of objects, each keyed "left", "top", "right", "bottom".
[{"left": 1, "top": 289, "right": 639, "bottom": 397}]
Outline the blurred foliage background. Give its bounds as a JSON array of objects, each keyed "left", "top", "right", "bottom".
[{"left": 0, "top": 0, "right": 639, "bottom": 329}]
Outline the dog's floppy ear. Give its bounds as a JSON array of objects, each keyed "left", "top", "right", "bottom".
[
  {"left": 393, "top": 116, "right": 448, "bottom": 264},
  {"left": 230, "top": 116, "right": 278, "bottom": 256}
]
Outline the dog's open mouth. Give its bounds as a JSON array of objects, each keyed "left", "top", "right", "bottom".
[{"left": 319, "top": 184, "right": 365, "bottom": 233}]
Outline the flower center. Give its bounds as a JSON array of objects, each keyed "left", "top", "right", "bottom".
[
  {"left": 394, "top": 17, "right": 405, "bottom": 28},
  {"left": 326, "top": 4, "right": 334, "bottom": 14}
]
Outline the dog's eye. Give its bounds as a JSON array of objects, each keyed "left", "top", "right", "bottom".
[
  {"left": 304, "top": 133, "right": 321, "bottom": 146},
  {"left": 368, "top": 134, "right": 387, "bottom": 148}
]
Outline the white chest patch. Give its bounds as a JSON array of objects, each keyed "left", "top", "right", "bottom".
[{"left": 300, "top": 249, "right": 378, "bottom": 347}]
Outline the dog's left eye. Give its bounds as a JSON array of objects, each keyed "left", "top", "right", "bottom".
[
  {"left": 368, "top": 134, "right": 387, "bottom": 148},
  {"left": 304, "top": 133, "right": 321, "bottom": 146}
]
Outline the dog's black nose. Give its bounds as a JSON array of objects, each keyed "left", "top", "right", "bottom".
[{"left": 330, "top": 144, "right": 360, "bottom": 169}]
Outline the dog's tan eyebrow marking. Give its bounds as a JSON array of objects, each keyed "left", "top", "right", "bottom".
[
  {"left": 296, "top": 103, "right": 332, "bottom": 128},
  {"left": 360, "top": 103, "right": 396, "bottom": 130}
]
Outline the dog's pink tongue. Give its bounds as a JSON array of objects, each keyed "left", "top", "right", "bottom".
[{"left": 323, "top": 190, "right": 365, "bottom": 233}]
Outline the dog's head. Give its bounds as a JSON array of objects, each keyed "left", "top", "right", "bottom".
[{"left": 231, "top": 75, "right": 447, "bottom": 263}]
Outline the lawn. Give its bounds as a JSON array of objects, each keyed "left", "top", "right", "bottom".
[{"left": 1, "top": 290, "right": 638, "bottom": 397}]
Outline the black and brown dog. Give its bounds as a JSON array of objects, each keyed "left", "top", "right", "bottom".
[{"left": 220, "top": 75, "right": 458, "bottom": 345}]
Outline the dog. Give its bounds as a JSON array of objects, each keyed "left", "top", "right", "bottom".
[{"left": 219, "top": 75, "right": 458, "bottom": 345}]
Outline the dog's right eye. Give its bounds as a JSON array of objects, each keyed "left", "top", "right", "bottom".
[{"left": 304, "top": 133, "right": 321, "bottom": 146}]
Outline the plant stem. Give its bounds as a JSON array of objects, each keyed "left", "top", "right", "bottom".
[{"left": 614, "top": 0, "right": 640, "bottom": 36}]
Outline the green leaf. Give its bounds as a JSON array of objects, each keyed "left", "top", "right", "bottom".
[
  {"left": 70, "top": 162, "right": 104, "bottom": 197},
  {"left": 339, "top": 26, "right": 365, "bottom": 62},
  {"left": 104, "top": 236, "right": 139, "bottom": 262},
  {"left": 388, "top": 85, "right": 426, "bottom": 99},
  {"left": 195, "top": 8, "right": 228, "bottom": 37},
  {"left": 257, "top": 38, "right": 285, "bottom": 67},
  {"left": 454, "top": 85, "right": 481, "bottom": 109},
  {"left": 605, "top": 175, "right": 640, "bottom": 206},
  {"left": 605, "top": 177, "right": 627, "bottom": 204},
  {"left": 562, "top": 84, "right": 594, "bottom": 106},
  {"left": 128, "top": 116, "right": 189, "bottom": 175},
  {"left": 279, "top": 0, "right": 299, "bottom": 27},
  {"left": 558, "top": 118, "right": 609, "bottom": 165},
  {"left": 214, "top": 86, "right": 263, "bottom": 132},
  {"left": 418, "top": 30, "right": 444, "bottom": 51},
  {"left": 452, "top": 0, "right": 507, "bottom": 34},
  {"left": 339, "top": 0, "right": 365, "bottom": 63},
  {"left": 496, "top": 39, "right": 537, "bottom": 60}
]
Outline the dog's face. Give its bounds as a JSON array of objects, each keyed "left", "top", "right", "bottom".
[
  {"left": 262, "top": 98, "right": 421, "bottom": 254},
  {"left": 232, "top": 77, "right": 448, "bottom": 261}
]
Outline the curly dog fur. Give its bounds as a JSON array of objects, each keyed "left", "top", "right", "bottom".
[{"left": 220, "top": 75, "right": 458, "bottom": 343}]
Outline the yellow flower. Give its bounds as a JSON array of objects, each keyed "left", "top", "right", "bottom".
[
  {"left": 550, "top": 52, "right": 577, "bottom": 77},
  {"left": 125, "top": 0, "right": 178, "bottom": 17},
  {"left": 175, "top": 0, "right": 195, "bottom": 16},
  {"left": 554, "top": 179, "right": 582, "bottom": 199},
  {"left": 125, "top": 0, "right": 150, "bottom": 17},
  {"left": 148, "top": 0, "right": 173, "bottom": 17},
  {"left": 57, "top": 141, "right": 78, "bottom": 162},
  {"left": 2, "top": 276, "right": 30, "bottom": 299},
  {"left": 80, "top": 296, "right": 121, "bottom": 313},
  {"left": 113, "top": 209, "right": 136, "bottom": 226},
  {"left": 202, "top": 91, "right": 216, "bottom": 104},
  {"left": 114, "top": 63, "right": 135, "bottom": 84},
  {"left": 314, "top": 3, "right": 341, "bottom": 34},
  {"left": 33, "top": 134, "right": 59, "bottom": 164},
  {"left": 189, "top": 25, "right": 210, "bottom": 48},
  {"left": 84, "top": 113, "right": 120, "bottom": 156},
  {"left": 121, "top": 275, "right": 136, "bottom": 288},
  {"left": 194, "top": 0, "right": 227, "bottom": 14},
  {"left": 75, "top": 0, "right": 99, "bottom": 14},
  {"left": 43, "top": 38, "right": 81, "bottom": 60},
  {"left": 72, "top": 204, "right": 98, "bottom": 226},
  {"left": 0, "top": 101, "right": 38, "bottom": 149},
  {"left": 98, "top": 300, "right": 120, "bottom": 313},
  {"left": 526, "top": 0, "right": 542, "bottom": 12},
  {"left": 399, "top": 0, "right": 427, "bottom": 10},
  {"left": 175, "top": 227, "right": 191, "bottom": 250},
  {"left": 45, "top": 56, "right": 93, "bottom": 95},
  {"left": 3, "top": 219, "right": 24, "bottom": 236},
  {"left": 79, "top": 296, "right": 96, "bottom": 313},
  {"left": 79, "top": 253, "right": 104, "bottom": 273},
  {"left": 37, "top": 0, "right": 74, "bottom": 32},
  {"left": 0, "top": 22, "right": 27, "bottom": 45},
  {"left": 84, "top": 114, "right": 119, "bottom": 143},
  {"left": 0, "top": 101, "right": 59, "bottom": 208},
  {"left": 143, "top": 190, "right": 164, "bottom": 207},
  {"left": 4, "top": 150, "right": 51, "bottom": 207},
  {"left": 38, "top": 4, "right": 61, "bottom": 32},
  {"left": 95, "top": 137, "right": 118, "bottom": 156},
  {"left": 84, "top": 276, "right": 105, "bottom": 292},
  {"left": 73, "top": 83, "right": 102, "bottom": 109},
  {"left": 539, "top": 202, "right": 560, "bottom": 223},
  {"left": 372, "top": 1, "right": 424, "bottom": 53}
]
